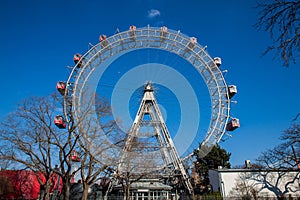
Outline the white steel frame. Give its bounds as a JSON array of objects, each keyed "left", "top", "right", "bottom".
[{"left": 63, "top": 25, "right": 232, "bottom": 192}]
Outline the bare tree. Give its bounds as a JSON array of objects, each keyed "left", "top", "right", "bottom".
[
  {"left": 251, "top": 121, "right": 300, "bottom": 198},
  {"left": 0, "top": 94, "right": 79, "bottom": 200},
  {"left": 229, "top": 170, "right": 300, "bottom": 199},
  {"left": 255, "top": 0, "right": 300, "bottom": 67},
  {"left": 256, "top": 121, "right": 300, "bottom": 170},
  {"left": 115, "top": 137, "right": 162, "bottom": 200},
  {"left": 74, "top": 95, "right": 125, "bottom": 200},
  {"left": 229, "top": 172, "right": 259, "bottom": 200},
  {"left": 115, "top": 159, "right": 155, "bottom": 200},
  {"left": 0, "top": 88, "right": 126, "bottom": 200}
]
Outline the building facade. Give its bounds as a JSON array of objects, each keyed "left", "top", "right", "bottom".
[{"left": 209, "top": 168, "right": 300, "bottom": 199}]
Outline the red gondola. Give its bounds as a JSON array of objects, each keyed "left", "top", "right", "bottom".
[
  {"left": 226, "top": 118, "right": 240, "bottom": 131},
  {"left": 160, "top": 26, "right": 168, "bottom": 36},
  {"left": 99, "top": 34, "right": 107, "bottom": 42},
  {"left": 160, "top": 26, "right": 168, "bottom": 41},
  {"left": 213, "top": 57, "right": 222, "bottom": 67},
  {"left": 73, "top": 53, "right": 82, "bottom": 64},
  {"left": 188, "top": 37, "right": 197, "bottom": 49},
  {"left": 129, "top": 25, "right": 136, "bottom": 34},
  {"left": 69, "top": 150, "right": 80, "bottom": 162},
  {"left": 228, "top": 85, "right": 237, "bottom": 99},
  {"left": 56, "top": 81, "right": 66, "bottom": 95},
  {"left": 129, "top": 25, "right": 136, "bottom": 31},
  {"left": 54, "top": 115, "right": 66, "bottom": 129},
  {"left": 99, "top": 34, "right": 108, "bottom": 47},
  {"left": 73, "top": 53, "right": 84, "bottom": 67}
]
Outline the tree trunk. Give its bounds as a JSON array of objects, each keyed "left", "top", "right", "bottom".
[
  {"left": 44, "top": 181, "right": 52, "bottom": 200},
  {"left": 62, "top": 181, "right": 70, "bottom": 200},
  {"left": 125, "top": 185, "right": 130, "bottom": 200},
  {"left": 81, "top": 182, "right": 90, "bottom": 200}
]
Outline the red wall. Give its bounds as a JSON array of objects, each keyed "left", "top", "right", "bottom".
[{"left": 0, "top": 170, "right": 45, "bottom": 199}]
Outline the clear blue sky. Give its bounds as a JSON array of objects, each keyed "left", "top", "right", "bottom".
[{"left": 0, "top": 0, "right": 299, "bottom": 166}]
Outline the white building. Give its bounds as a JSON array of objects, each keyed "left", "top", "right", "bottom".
[{"left": 209, "top": 168, "right": 300, "bottom": 199}]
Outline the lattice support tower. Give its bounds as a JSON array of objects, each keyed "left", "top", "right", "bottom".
[{"left": 117, "top": 83, "right": 193, "bottom": 194}]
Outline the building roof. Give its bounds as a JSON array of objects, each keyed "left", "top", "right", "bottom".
[
  {"left": 212, "top": 168, "right": 300, "bottom": 173},
  {"left": 114, "top": 179, "right": 172, "bottom": 191}
]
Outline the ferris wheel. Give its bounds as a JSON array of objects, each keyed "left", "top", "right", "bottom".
[{"left": 55, "top": 25, "right": 239, "bottom": 192}]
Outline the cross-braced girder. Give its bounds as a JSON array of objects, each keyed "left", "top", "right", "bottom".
[{"left": 117, "top": 83, "right": 193, "bottom": 193}]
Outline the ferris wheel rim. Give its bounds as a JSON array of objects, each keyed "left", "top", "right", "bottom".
[{"left": 63, "top": 25, "right": 231, "bottom": 158}]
